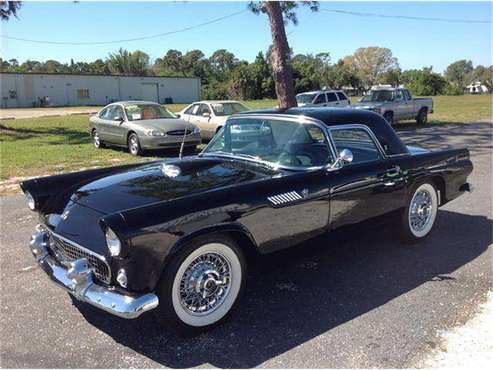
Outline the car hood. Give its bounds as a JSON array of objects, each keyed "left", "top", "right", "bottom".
[
  {"left": 70, "top": 157, "right": 272, "bottom": 214},
  {"left": 136, "top": 118, "right": 197, "bottom": 132}
]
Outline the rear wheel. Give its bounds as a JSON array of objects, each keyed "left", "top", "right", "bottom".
[
  {"left": 416, "top": 108, "right": 428, "bottom": 125},
  {"left": 399, "top": 181, "right": 438, "bottom": 243},
  {"left": 154, "top": 235, "right": 246, "bottom": 333},
  {"left": 127, "top": 133, "right": 142, "bottom": 156},
  {"left": 383, "top": 112, "right": 394, "bottom": 125},
  {"left": 92, "top": 129, "right": 104, "bottom": 149}
]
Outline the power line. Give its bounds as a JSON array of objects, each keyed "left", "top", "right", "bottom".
[
  {"left": 0, "top": 9, "right": 248, "bottom": 45},
  {"left": 320, "top": 8, "right": 492, "bottom": 24}
]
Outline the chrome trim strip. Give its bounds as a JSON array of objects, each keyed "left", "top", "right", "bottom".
[
  {"left": 268, "top": 191, "right": 303, "bottom": 206},
  {"left": 48, "top": 228, "right": 112, "bottom": 284}
]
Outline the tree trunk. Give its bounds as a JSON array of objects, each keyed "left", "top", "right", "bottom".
[{"left": 264, "top": 1, "right": 297, "bottom": 109}]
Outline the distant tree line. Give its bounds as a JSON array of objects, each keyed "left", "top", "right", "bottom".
[{"left": 1, "top": 46, "right": 491, "bottom": 99}]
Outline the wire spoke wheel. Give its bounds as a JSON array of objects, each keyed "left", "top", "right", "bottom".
[
  {"left": 407, "top": 183, "right": 438, "bottom": 238},
  {"left": 178, "top": 252, "right": 232, "bottom": 316},
  {"left": 169, "top": 241, "right": 244, "bottom": 328}
]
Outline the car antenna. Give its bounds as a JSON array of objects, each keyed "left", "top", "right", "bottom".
[{"left": 179, "top": 111, "right": 191, "bottom": 160}]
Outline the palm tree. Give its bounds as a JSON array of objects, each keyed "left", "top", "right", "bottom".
[
  {"left": 0, "top": 1, "right": 22, "bottom": 20},
  {"left": 249, "top": 1, "right": 318, "bottom": 109}
]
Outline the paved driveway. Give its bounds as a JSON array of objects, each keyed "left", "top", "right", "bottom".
[
  {"left": 0, "top": 122, "right": 491, "bottom": 368},
  {"left": 0, "top": 107, "right": 99, "bottom": 120}
]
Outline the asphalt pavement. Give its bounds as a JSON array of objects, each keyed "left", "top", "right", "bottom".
[{"left": 0, "top": 122, "right": 491, "bottom": 368}]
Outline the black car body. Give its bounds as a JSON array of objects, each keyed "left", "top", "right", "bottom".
[{"left": 21, "top": 107, "right": 473, "bottom": 331}]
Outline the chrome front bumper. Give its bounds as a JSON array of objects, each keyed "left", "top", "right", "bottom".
[{"left": 29, "top": 228, "right": 159, "bottom": 319}]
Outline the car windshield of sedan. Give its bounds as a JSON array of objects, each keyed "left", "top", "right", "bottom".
[
  {"left": 210, "top": 102, "right": 249, "bottom": 116},
  {"left": 125, "top": 104, "right": 176, "bottom": 121},
  {"left": 296, "top": 93, "right": 317, "bottom": 104},
  {"left": 201, "top": 118, "right": 334, "bottom": 169}
]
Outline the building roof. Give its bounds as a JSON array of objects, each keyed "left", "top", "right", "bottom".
[{"left": 0, "top": 71, "right": 200, "bottom": 79}]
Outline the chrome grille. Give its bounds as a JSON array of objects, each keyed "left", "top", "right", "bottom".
[
  {"left": 48, "top": 233, "right": 111, "bottom": 284},
  {"left": 167, "top": 129, "right": 193, "bottom": 136}
]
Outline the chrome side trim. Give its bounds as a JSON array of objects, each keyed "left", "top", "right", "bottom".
[
  {"left": 29, "top": 227, "right": 158, "bottom": 319},
  {"left": 268, "top": 191, "right": 302, "bottom": 206}
]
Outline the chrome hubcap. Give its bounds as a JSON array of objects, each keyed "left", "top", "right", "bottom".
[
  {"left": 130, "top": 137, "right": 138, "bottom": 153},
  {"left": 179, "top": 252, "right": 231, "bottom": 315},
  {"left": 410, "top": 189, "right": 433, "bottom": 232},
  {"left": 93, "top": 132, "right": 100, "bottom": 147}
]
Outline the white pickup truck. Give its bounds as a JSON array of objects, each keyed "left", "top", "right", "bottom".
[{"left": 353, "top": 87, "right": 433, "bottom": 125}]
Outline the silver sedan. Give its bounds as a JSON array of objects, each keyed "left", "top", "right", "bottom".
[{"left": 89, "top": 101, "right": 201, "bottom": 156}]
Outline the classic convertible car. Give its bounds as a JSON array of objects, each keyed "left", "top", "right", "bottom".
[{"left": 22, "top": 107, "right": 473, "bottom": 333}]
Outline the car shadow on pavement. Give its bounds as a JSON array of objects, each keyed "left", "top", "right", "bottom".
[{"left": 72, "top": 209, "right": 491, "bottom": 368}]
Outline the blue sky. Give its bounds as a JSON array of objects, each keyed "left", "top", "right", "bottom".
[{"left": 1, "top": 1, "right": 491, "bottom": 73}]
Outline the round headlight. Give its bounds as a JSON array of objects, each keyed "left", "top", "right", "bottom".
[
  {"left": 25, "top": 191, "right": 36, "bottom": 210},
  {"left": 105, "top": 228, "right": 121, "bottom": 256}
]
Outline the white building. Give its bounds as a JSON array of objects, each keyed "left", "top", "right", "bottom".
[{"left": 0, "top": 72, "right": 201, "bottom": 108}]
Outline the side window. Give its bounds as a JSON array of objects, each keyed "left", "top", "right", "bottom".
[
  {"left": 314, "top": 94, "right": 327, "bottom": 104},
  {"left": 326, "top": 93, "right": 338, "bottom": 102},
  {"left": 191, "top": 104, "right": 200, "bottom": 115},
  {"left": 403, "top": 89, "right": 412, "bottom": 100},
  {"left": 184, "top": 104, "right": 196, "bottom": 115},
  {"left": 330, "top": 128, "right": 381, "bottom": 164},
  {"left": 395, "top": 90, "right": 404, "bottom": 101},
  {"left": 336, "top": 92, "right": 347, "bottom": 101},
  {"left": 107, "top": 106, "right": 124, "bottom": 121},
  {"left": 198, "top": 104, "right": 211, "bottom": 116},
  {"left": 99, "top": 107, "right": 110, "bottom": 119}
]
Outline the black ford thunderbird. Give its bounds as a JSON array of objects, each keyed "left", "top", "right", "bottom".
[{"left": 21, "top": 107, "right": 473, "bottom": 332}]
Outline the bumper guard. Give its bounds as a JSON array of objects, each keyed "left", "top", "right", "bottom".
[{"left": 29, "top": 228, "right": 159, "bottom": 319}]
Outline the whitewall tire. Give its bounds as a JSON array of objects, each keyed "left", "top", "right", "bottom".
[
  {"left": 400, "top": 181, "right": 438, "bottom": 242},
  {"left": 154, "top": 235, "right": 246, "bottom": 333}
]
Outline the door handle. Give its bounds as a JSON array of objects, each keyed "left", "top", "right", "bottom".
[{"left": 385, "top": 165, "right": 401, "bottom": 178}]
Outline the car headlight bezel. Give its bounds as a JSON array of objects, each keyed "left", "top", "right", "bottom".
[
  {"left": 25, "top": 191, "right": 36, "bottom": 211},
  {"left": 105, "top": 227, "right": 121, "bottom": 256},
  {"left": 146, "top": 129, "right": 166, "bottom": 136}
]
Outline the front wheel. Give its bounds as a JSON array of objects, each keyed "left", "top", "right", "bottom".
[
  {"left": 399, "top": 181, "right": 438, "bottom": 243},
  {"left": 127, "top": 133, "right": 142, "bottom": 156},
  {"left": 416, "top": 109, "right": 428, "bottom": 125},
  {"left": 92, "top": 129, "right": 104, "bottom": 149},
  {"left": 154, "top": 235, "right": 246, "bottom": 333}
]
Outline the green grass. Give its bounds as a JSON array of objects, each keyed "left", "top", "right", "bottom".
[{"left": 0, "top": 96, "right": 491, "bottom": 182}]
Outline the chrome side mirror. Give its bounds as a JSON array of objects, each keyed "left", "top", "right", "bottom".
[{"left": 330, "top": 149, "right": 353, "bottom": 169}]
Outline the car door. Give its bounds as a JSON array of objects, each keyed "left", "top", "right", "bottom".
[
  {"left": 326, "top": 92, "right": 340, "bottom": 107},
  {"left": 96, "top": 106, "right": 116, "bottom": 142},
  {"left": 195, "top": 104, "right": 215, "bottom": 138},
  {"left": 103, "top": 105, "right": 127, "bottom": 145},
  {"left": 312, "top": 93, "right": 327, "bottom": 107},
  {"left": 326, "top": 125, "right": 406, "bottom": 229},
  {"left": 393, "top": 89, "right": 409, "bottom": 120}
]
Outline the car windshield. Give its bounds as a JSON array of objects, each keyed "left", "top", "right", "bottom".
[
  {"left": 210, "top": 102, "right": 249, "bottom": 116},
  {"left": 125, "top": 104, "right": 176, "bottom": 121},
  {"left": 296, "top": 93, "right": 317, "bottom": 104},
  {"left": 201, "top": 117, "right": 333, "bottom": 169},
  {"left": 361, "top": 90, "right": 393, "bottom": 102}
]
